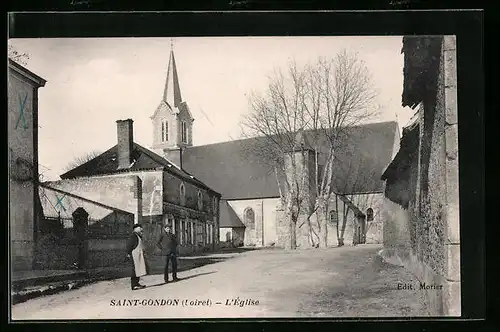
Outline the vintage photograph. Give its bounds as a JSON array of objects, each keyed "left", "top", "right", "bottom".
[{"left": 8, "top": 35, "right": 460, "bottom": 319}]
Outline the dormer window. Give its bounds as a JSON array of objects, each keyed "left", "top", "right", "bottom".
[
  {"left": 181, "top": 121, "right": 187, "bottom": 143},
  {"left": 161, "top": 120, "right": 169, "bottom": 142},
  {"left": 197, "top": 190, "right": 203, "bottom": 210}
]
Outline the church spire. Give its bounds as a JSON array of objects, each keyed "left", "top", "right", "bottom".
[{"left": 163, "top": 41, "right": 182, "bottom": 108}]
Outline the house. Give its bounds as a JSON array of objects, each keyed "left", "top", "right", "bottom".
[
  {"left": 8, "top": 59, "right": 46, "bottom": 271},
  {"left": 380, "top": 36, "right": 460, "bottom": 316},
  {"left": 48, "top": 118, "right": 221, "bottom": 257},
  {"left": 147, "top": 46, "right": 401, "bottom": 249}
]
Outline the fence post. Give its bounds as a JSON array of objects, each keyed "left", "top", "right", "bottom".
[{"left": 72, "top": 207, "right": 89, "bottom": 269}]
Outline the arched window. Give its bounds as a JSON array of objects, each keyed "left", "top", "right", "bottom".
[
  {"left": 366, "top": 208, "right": 374, "bottom": 222},
  {"left": 244, "top": 207, "right": 255, "bottom": 227},
  {"left": 179, "top": 182, "right": 186, "bottom": 206},
  {"left": 161, "top": 120, "right": 169, "bottom": 142},
  {"left": 197, "top": 191, "right": 203, "bottom": 210},
  {"left": 329, "top": 210, "right": 338, "bottom": 224}
]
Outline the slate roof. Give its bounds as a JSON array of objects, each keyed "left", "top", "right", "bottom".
[
  {"left": 182, "top": 121, "right": 399, "bottom": 200},
  {"left": 60, "top": 143, "right": 220, "bottom": 195},
  {"left": 219, "top": 200, "right": 245, "bottom": 228}
]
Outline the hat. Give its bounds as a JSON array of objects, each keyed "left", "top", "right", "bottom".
[{"left": 133, "top": 223, "right": 142, "bottom": 230}]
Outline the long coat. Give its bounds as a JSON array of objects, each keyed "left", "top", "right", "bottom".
[{"left": 126, "top": 232, "right": 149, "bottom": 277}]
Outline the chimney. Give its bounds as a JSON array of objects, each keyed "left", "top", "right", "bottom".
[{"left": 116, "top": 119, "right": 134, "bottom": 169}]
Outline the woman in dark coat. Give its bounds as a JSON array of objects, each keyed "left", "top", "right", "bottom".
[{"left": 126, "top": 223, "right": 149, "bottom": 290}]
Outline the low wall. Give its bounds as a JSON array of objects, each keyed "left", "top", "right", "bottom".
[{"left": 379, "top": 247, "right": 459, "bottom": 316}]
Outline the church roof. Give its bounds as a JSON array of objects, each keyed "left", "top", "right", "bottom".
[
  {"left": 182, "top": 121, "right": 399, "bottom": 200},
  {"left": 60, "top": 143, "right": 220, "bottom": 195},
  {"left": 219, "top": 200, "right": 245, "bottom": 228}
]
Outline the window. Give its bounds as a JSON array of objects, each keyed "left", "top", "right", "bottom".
[
  {"left": 185, "top": 220, "right": 191, "bottom": 245},
  {"left": 161, "top": 120, "right": 169, "bottom": 142},
  {"left": 209, "top": 224, "right": 213, "bottom": 244},
  {"left": 179, "top": 183, "right": 186, "bottom": 206},
  {"left": 329, "top": 210, "right": 338, "bottom": 224},
  {"left": 181, "top": 121, "right": 188, "bottom": 143},
  {"left": 174, "top": 217, "right": 180, "bottom": 236},
  {"left": 244, "top": 207, "right": 255, "bottom": 227},
  {"left": 197, "top": 191, "right": 203, "bottom": 210},
  {"left": 191, "top": 222, "right": 195, "bottom": 245},
  {"left": 207, "top": 224, "right": 211, "bottom": 244},
  {"left": 179, "top": 220, "right": 184, "bottom": 245},
  {"left": 196, "top": 222, "right": 203, "bottom": 245},
  {"left": 366, "top": 208, "right": 374, "bottom": 222}
]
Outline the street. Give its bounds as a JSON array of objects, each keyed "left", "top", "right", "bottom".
[{"left": 11, "top": 244, "right": 429, "bottom": 319}]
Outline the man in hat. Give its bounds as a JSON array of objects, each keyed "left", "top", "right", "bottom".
[
  {"left": 157, "top": 223, "right": 179, "bottom": 283},
  {"left": 126, "top": 223, "right": 149, "bottom": 290}
]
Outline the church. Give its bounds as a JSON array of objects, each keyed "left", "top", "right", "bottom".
[
  {"left": 146, "top": 47, "right": 400, "bottom": 249},
  {"left": 45, "top": 45, "right": 400, "bottom": 255}
]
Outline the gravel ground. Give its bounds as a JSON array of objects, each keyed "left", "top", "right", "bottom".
[{"left": 11, "top": 244, "right": 429, "bottom": 320}]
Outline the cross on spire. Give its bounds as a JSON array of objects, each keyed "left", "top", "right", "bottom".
[{"left": 163, "top": 40, "right": 182, "bottom": 108}]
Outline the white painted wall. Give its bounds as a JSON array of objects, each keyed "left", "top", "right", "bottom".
[{"left": 227, "top": 197, "right": 280, "bottom": 246}]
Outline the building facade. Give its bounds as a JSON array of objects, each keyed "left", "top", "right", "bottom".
[
  {"left": 8, "top": 59, "right": 46, "bottom": 271},
  {"left": 50, "top": 118, "right": 221, "bottom": 259},
  {"left": 381, "top": 36, "right": 460, "bottom": 316}
]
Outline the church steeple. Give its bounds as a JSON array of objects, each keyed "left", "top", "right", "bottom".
[
  {"left": 151, "top": 40, "right": 194, "bottom": 169},
  {"left": 163, "top": 42, "right": 183, "bottom": 109}
]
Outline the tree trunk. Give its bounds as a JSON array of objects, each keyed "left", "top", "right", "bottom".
[
  {"left": 317, "top": 197, "right": 328, "bottom": 248},
  {"left": 338, "top": 202, "right": 349, "bottom": 247},
  {"left": 290, "top": 213, "right": 297, "bottom": 250}
]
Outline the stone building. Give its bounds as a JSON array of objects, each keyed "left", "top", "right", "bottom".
[
  {"left": 381, "top": 36, "right": 460, "bottom": 316},
  {"left": 150, "top": 47, "right": 401, "bottom": 248},
  {"left": 36, "top": 183, "right": 135, "bottom": 269},
  {"left": 8, "top": 59, "right": 46, "bottom": 271},
  {"left": 47, "top": 117, "right": 221, "bottom": 257}
]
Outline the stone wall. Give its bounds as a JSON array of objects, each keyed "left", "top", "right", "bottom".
[
  {"left": 382, "top": 198, "right": 411, "bottom": 250},
  {"left": 382, "top": 36, "right": 460, "bottom": 316},
  {"left": 8, "top": 63, "right": 45, "bottom": 271},
  {"left": 227, "top": 198, "right": 280, "bottom": 247},
  {"left": 162, "top": 171, "right": 216, "bottom": 217},
  {"left": 45, "top": 175, "right": 143, "bottom": 223}
]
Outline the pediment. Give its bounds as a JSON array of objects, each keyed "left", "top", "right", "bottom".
[
  {"left": 178, "top": 102, "right": 194, "bottom": 121},
  {"left": 150, "top": 101, "right": 173, "bottom": 119}
]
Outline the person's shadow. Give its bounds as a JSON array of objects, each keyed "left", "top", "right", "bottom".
[{"left": 146, "top": 271, "right": 217, "bottom": 288}]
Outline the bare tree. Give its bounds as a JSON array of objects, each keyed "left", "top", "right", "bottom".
[
  {"left": 241, "top": 50, "right": 379, "bottom": 249},
  {"left": 64, "top": 150, "right": 102, "bottom": 172},
  {"left": 8, "top": 44, "right": 30, "bottom": 66}
]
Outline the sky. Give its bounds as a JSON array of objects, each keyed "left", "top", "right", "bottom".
[{"left": 9, "top": 36, "right": 414, "bottom": 181}]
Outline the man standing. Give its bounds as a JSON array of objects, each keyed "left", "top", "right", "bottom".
[
  {"left": 157, "top": 223, "right": 179, "bottom": 283},
  {"left": 126, "top": 223, "right": 149, "bottom": 290}
]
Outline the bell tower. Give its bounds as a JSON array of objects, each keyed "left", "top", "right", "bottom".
[{"left": 150, "top": 40, "right": 194, "bottom": 169}]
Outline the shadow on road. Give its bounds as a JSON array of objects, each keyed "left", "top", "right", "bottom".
[
  {"left": 146, "top": 271, "right": 217, "bottom": 288},
  {"left": 147, "top": 257, "right": 228, "bottom": 275}
]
